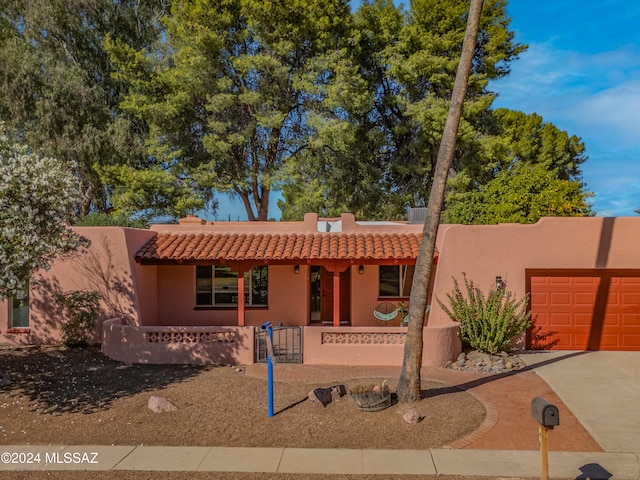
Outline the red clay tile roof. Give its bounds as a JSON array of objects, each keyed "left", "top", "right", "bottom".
[{"left": 134, "top": 232, "right": 423, "bottom": 264}]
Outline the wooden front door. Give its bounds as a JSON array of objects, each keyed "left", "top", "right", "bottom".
[{"left": 310, "top": 266, "right": 351, "bottom": 325}]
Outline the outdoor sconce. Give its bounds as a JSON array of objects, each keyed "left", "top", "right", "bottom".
[
  {"left": 495, "top": 276, "right": 504, "bottom": 289},
  {"left": 359, "top": 265, "right": 365, "bottom": 275},
  {"left": 294, "top": 265, "right": 300, "bottom": 275}
]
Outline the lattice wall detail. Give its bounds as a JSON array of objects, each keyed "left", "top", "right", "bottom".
[
  {"left": 145, "top": 331, "right": 237, "bottom": 344},
  {"left": 321, "top": 332, "right": 406, "bottom": 345}
]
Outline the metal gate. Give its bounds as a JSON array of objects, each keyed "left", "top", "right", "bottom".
[{"left": 255, "top": 324, "right": 303, "bottom": 364}]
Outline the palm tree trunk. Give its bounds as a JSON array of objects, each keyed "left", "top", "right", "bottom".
[{"left": 397, "top": 0, "right": 485, "bottom": 403}]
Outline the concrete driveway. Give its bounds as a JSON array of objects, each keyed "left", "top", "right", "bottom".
[{"left": 519, "top": 350, "right": 640, "bottom": 453}]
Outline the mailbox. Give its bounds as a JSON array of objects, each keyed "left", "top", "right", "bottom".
[{"left": 531, "top": 397, "right": 560, "bottom": 428}]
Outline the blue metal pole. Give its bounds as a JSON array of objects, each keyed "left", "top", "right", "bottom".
[{"left": 261, "top": 322, "right": 274, "bottom": 417}]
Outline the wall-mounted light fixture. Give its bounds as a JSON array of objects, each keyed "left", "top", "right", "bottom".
[
  {"left": 294, "top": 265, "right": 300, "bottom": 275},
  {"left": 495, "top": 276, "right": 504, "bottom": 289},
  {"left": 359, "top": 265, "right": 365, "bottom": 275}
]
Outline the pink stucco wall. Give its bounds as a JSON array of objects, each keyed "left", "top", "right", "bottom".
[
  {"left": 303, "top": 324, "right": 461, "bottom": 367},
  {"left": 429, "top": 217, "right": 640, "bottom": 325},
  {"left": 154, "top": 264, "right": 308, "bottom": 327},
  {"left": 152, "top": 262, "right": 429, "bottom": 328},
  {"left": 351, "top": 265, "right": 387, "bottom": 326},
  {"left": 102, "top": 319, "right": 254, "bottom": 365},
  {"left": 0, "top": 227, "right": 154, "bottom": 344},
  {"left": 101, "top": 320, "right": 459, "bottom": 367}
]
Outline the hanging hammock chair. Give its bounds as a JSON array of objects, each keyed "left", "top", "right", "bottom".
[{"left": 373, "top": 302, "right": 399, "bottom": 322}]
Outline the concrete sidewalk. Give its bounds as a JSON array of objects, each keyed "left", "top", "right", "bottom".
[{"left": 0, "top": 445, "right": 639, "bottom": 478}]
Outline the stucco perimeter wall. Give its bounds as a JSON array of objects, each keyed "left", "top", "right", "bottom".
[
  {"left": 102, "top": 319, "right": 254, "bottom": 365},
  {"left": 0, "top": 227, "right": 154, "bottom": 345},
  {"left": 430, "top": 217, "right": 640, "bottom": 326},
  {"left": 303, "top": 324, "right": 461, "bottom": 367}
]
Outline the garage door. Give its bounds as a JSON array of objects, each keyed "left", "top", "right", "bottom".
[{"left": 528, "top": 271, "right": 640, "bottom": 350}]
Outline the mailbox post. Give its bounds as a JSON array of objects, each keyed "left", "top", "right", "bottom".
[{"left": 531, "top": 397, "right": 560, "bottom": 480}]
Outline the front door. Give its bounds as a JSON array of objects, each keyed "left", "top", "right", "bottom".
[{"left": 310, "top": 266, "right": 351, "bottom": 325}]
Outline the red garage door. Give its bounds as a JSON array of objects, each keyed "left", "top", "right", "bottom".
[{"left": 528, "top": 271, "right": 640, "bottom": 350}]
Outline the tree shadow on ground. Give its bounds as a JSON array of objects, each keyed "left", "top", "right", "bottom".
[
  {"left": 0, "top": 345, "right": 215, "bottom": 414},
  {"left": 421, "top": 351, "right": 589, "bottom": 400}
]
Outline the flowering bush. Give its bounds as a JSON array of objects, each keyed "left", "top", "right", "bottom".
[
  {"left": 0, "top": 126, "right": 88, "bottom": 297},
  {"left": 439, "top": 274, "right": 531, "bottom": 354}
]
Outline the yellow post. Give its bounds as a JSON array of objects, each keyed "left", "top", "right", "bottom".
[{"left": 539, "top": 425, "right": 549, "bottom": 480}]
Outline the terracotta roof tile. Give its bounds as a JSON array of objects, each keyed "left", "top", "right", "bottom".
[{"left": 134, "top": 232, "right": 423, "bottom": 264}]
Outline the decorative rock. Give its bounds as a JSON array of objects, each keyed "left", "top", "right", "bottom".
[
  {"left": 148, "top": 396, "right": 177, "bottom": 413},
  {"left": 445, "top": 350, "right": 525, "bottom": 374},
  {"left": 402, "top": 408, "right": 424, "bottom": 424},
  {"left": 308, "top": 385, "right": 346, "bottom": 407}
]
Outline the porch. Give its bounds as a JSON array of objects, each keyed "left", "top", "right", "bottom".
[
  {"left": 102, "top": 318, "right": 461, "bottom": 367},
  {"left": 134, "top": 212, "right": 429, "bottom": 329}
]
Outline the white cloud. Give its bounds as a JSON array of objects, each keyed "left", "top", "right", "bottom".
[
  {"left": 493, "top": 42, "right": 640, "bottom": 216},
  {"left": 566, "top": 82, "right": 640, "bottom": 147}
]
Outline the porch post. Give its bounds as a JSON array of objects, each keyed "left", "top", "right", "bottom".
[
  {"left": 237, "top": 269, "right": 246, "bottom": 327},
  {"left": 333, "top": 270, "right": 340, "bottom": 327}
]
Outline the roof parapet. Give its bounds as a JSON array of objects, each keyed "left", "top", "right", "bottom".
[{"left": 178, "top": 214, "right": 206, "bottom": 225}]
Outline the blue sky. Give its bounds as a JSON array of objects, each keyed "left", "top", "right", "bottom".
[
  {"left": 214, "top": 0, "right": 640, "bottom": 220},
  {"left": 492, "top": 1, "right": 640, "bottom": 217}
]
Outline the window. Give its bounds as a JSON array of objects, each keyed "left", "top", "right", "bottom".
[
  {"left": 9, "top": 281, "right": 29, "bottom": 329},
  {"left": 196, "top": 265, "right": 268, "bottom": 307},
  {"left": 378, "top": 265, "right": 414, "bottom": 298}
]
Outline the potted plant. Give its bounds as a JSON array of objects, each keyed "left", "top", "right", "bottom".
[
  {"left": 349, "top": 380, "right": 391, "bottom": 412},
  {"left": 398, "top": 302, "right": 409, "bottom": 326}
]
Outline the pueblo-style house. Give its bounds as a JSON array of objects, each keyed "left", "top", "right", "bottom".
[{"left": 1, "top": 212, "right": 639, "bottom": 366}]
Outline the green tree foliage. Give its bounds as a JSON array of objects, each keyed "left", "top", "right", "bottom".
[
  {"left": 280, "top": 0, "right": 526, "bottom": 220},
  {"left": 108, "top": 0, "right": 355, "bottom": 221},
  {"left": 442, "top": 108, "right": 592, "bottom": 223},
  {"left": 0, "top": 0, "right": 167, "bottom": 216},
  {"left": 483, "top": 108, "right": 587, "bottom": 181},
  {"left": 439, "top": 275, "right": 531, "bottom": 354},
  {"left": 443, "top": 162, "right": 593, "bottom": 224},
  {"left": 0, "top": 126, "right": 88, "bottom": 297},
  {"left": 0, "top": 0, "right": 593, "bottom": 223}
]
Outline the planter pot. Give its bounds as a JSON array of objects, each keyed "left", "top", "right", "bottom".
[{"left": 350, "top": 390, "right": 392, "bottom": 412}]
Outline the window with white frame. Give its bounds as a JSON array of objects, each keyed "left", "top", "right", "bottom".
[
  {"left": 195, "top": 265, "right": 268, "bottom": 307},
  {"left": 378, "top": 265, "right": 414, "bottom": 298},
  {"left": 9, "top": 280, "right": 29, "bottom": 328}
]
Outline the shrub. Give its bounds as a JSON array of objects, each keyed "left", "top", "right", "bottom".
[
  {"left": 438, "top": 274, "right": 531, "bottom": 354},
  {"left": 55, "top": 290, "right": 101, "bottom": 348}
]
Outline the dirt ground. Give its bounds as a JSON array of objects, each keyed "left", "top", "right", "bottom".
[
  {"left": 0, "top": 345, "right": 541, "bottom": 480},
  {"left": 0, "top": 345, "right": 486, "bottom": 449}
]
